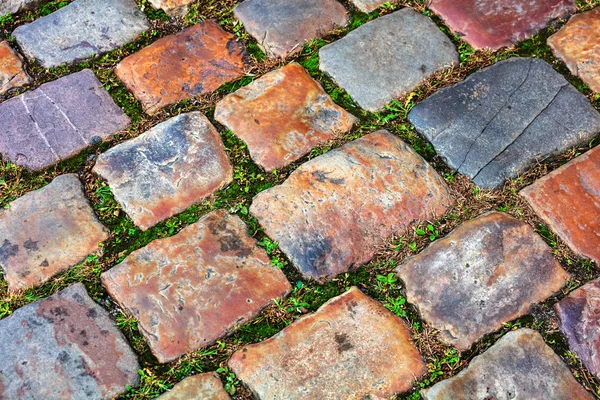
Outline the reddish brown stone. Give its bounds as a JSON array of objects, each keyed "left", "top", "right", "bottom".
[
  {"left": 115, "top": 21, "right": 250, "bottom": 115},
  {"left": 215, "top": 63, "right": 357, "bottom": 171},
  {"left": 159, "top": 373, "right": 230, "bottom": 400},
  {"left": 0, "top": 41, "right": 30, "bottom": 95},
  {"left": 101, "top": 210, "right": 291, "bottom": 363},
  {"left": 229, "top": 287, "right": 426, "bottom": 399},
  {"left": 520, "top": 145, "right": 600, "bottom": 265},
  {"left": 148, "top": 0, "right": 194, "bottom": 16}
]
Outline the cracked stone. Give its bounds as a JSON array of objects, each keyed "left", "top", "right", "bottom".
[
  {"left": 215, "top": 63, "right": 358, "bottom": 171},
  {"left": 0, "top": 174, "right": 109, "bottom": 291},
  {"left": 319, "top": 8, "right": 458, "bottom": 112},
  {"left": 101, "top": 210, "right": 291, "bottom": 363},
  {"left": 116, "top": 21, "right": 250, "bottom": 115},
  {"left": 422, "top": 329, "right": 594, "bottom": 400},
  {"left": 409, "top": 57, "right": 600, "bottom": 189},
  {"left": 396, "top": 212, "right": 569, "bottom": 351},
  {"left": 158, "top": 373, "right": 230, "bottom": 400},
  {"left": 229, "top": 287, "right": 426, "bottom": 399},
  {"left": 250, "top": 130, "right": 453, "bottom": 282},
  {"left": 13, "top": 0, "right": 149, "bottom": 68},
  {"left": 0, "top": 41, "right": 30, "bottom": 95},
  {"left": 0, "top": 0, "right": 41, "bottom": 15},
  {"left": 0, "top": 283, "right": 140, "bottom": 399},
  {"left": 94, "top": 112, "right": 233, "bottom": 231},
  {"left": 0, "top": 69, "right": 130, "bottom": 171},
  {"left": 429, "top": 0, "right": 576, "bottom": 50},
  {"left": 234, "top": 0, "right": 349, "bottom": 59},
  {"left": 148, "top": 0, "right": 195, "bottom": 16},
  {"left": 520, "top": 145, "right": 600, "bottom": 265},
  {"left": 348, "top": 0, "right": 388, "bottom": 13}
]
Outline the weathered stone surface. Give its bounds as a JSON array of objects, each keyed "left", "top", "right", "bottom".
[
  {"left": 101, "top": 210, "right": 291, "bottom": 363},
  {"left": 215, "top": 63, "right": 357, "bottom": 171},
  {"left": 349, "top": 0, "right": 388, "bottom": 13},
  {"left": 0, "top": 174, "right": 109, "bottom": 291},
  {"left": 94, "top": 112, "right": 232, "bottom": 231},
  {"left": 116, "top": 21, "right": 249, "bottom": 115},
  {"left": 229, "top": 287, "right": 426, "bottom": 399},
  {"left": 520, "top": 145, "right": 600, "bottom": 265},
  {"left": 250, "top": 130, "right": 453, "bottom": 282},
  {"left": 409, "top": 57, "right": 600, "bottom": 189},
  {"left": 148, "top": 0, "right": 194, "bottom": 17},
  {"left": 13, "top": 0, "right": 149, "bottom": 68},
  {"left": 429, "top": 0, "right": 576, "bottom": 50},
  {"left": 159, "top": 373, "right": 230, "bottom": 400},
  {"left": 234, "top": 0, "right": 349, "bottom": 59},
  {"left": 0, "top": 283, "right": 140, "bottom": 399},
  {"left": 0, "top": 0, "right": 41, "bottom": 15},
  {"left": 319, "top": 8, "right": 458, "bottom": 112},
  {"left": 422, "top": 329, "right": 594, "bottom": 400},
  {"left": 0, "top": 69, "right": 130, "bottom": 171},
  {"left": 0, "top": 41, "right": 30, "bottom": 95},
  {"left": 396, "top": 212, "right": 569, "bottom": 351}
]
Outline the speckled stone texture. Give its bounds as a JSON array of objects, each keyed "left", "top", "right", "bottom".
[
  {"left": 229, "top": 287, "right": 426, "bottom": 399},
  {"left": 94, "top": 112, "right": 232, "bottom": 231},
  {"left": 319, "top": 8, "right": 458, "bottom": 112},
  {"left": 520, "top": 145, "right": 600, "bottom": 266},
  {"left": 0, "top": 41, "right": 30, "bottom": 95},
  {"left": 409, "top": 57, "right": 600, "bottom": 189},
  {"left": 396, "top": 212, "right": 569, "bottom": 351},
  {"left": 101, "top": 210, "right": 291, "bottom": 363},
  {"left": 250, "top": 130, "right": 453, "bottom": 283},
  {"left": 234, "top": 0, "right": 349, "bottom": 58},
  {"left": 429, "top": 0, "right": 576, "bottom": 50},
  {"left": 0, "top": 0, "right": 41, "bottom": 15},
  {"left": 148, "top": 0, "right": 195, "bottom": 16},
  {"left": 158, "top": 373, "right": 230, "bottom": 400},
  {"left": 0, "top": 69, "right": 130, "bottom": 171},
  {"left": 215, "top": 63, "right": 357, "bottom": 171},
  {"left": 421, "top": 329, "right": 594, "bottom": 400},
  {"left": 349, "top": 0, "right": 388, "bottom": 13},
  {"left": 13, "top": 0, "right": 149, "bottom": 68},
  {"left": 115, "top": 21, "right": 250, "bottom": 115},
  {"left": 0, "top": 174, "right": 109, "bottom": 291},
  {"left": 0, "top": 283, "right": 140, "bottom": 400}
]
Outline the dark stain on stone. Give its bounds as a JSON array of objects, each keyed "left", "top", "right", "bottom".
[
  {"left": 334, "top": 332, "right": 353, "bottom": 353},
  {"left": 296, "top": 237, "right": 332, "bottom": 278},
  {"left": 23, "top": 239, "right": 39, "bottom": 252},
  {"left": 0, "top": 239, "right": 19, "bottom": 260},
  {"left": 311, "top": 171, "right": 345, "bottom": 185},
  {"left": 86, "top": 308, "right": 98, "bottom": 318},
  {"left": 39, "top": 259, "right": 49, "bottom": 268}
]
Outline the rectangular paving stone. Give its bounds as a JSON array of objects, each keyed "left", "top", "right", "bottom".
[
  {"left": 148, "top": 0, "right": 195, "bottom": 17},
  {"left": 116, "top": 21, "right": 250, "bottom": 115},
  {"left": 0, "top": 69, "right": 131, "bottom": 171},
  {"left": 0, "top": 283, "right": 140, "bottom": 400},
  {"left": 158, "top": 373, "right": 230, "bottom": 400},
  {"left": 396, "top": 212, "right": 569, "bottom": 351},
  {"left": 0, "top": 41, "right": 30, "bottom": 95},
  {"left": 215, "top": 62, "right": 358, "bottom": 171},
  {"left": 319, "top": 8, "right": 458, "bottom": 112},
  {"left": 0, "top": 174, "right": 109, "bottom": 291},
  {"left": 13, "top": 0, "right": 149, "bottom": 68},
  {"left": 93, "top": 112, "right": 233, "bottom": 231},
  {"left": 250, "top": 130, "right": 453, "bottom": 283},
  {"left": 101, "top": 210, "right": 291, "bottom": 363},
  {"left": 229, "top": 287, "right": 426, "bottom": 399},
  {"left": 0, "top": 0, "right": 41, "bottom": 15},
  {"left": 421, "top": 329, "right": 594, "bottom": 400},
  {"left": 409, "top": 57, "right": 600, "bottom": 189}
]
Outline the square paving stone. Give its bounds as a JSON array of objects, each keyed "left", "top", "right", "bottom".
[
  {"left": 0, "top": 69, "right": 131, "bottom": 171},
  {"left": 0, "top": 41, "right": 30, "bottom": 95},
  {"left": 148, "top": 0, "right": 195, "bottom": 16},
  {"left": 409, "top": 57, "right": 600, "bottom": 189},
  {"left": 215, "top": 63, "right": 358, "bottom": 171},
  {"left": 250, "top": 130, "right": 453, "bottom": 283},
  {"left": 93, "top": 112, "right": 233, "bottom": 231},
  {"left": 0, "top": 174, "right": 109, "bottom": 291},
  {"left": 429, "top": 0, "right": 576, "bottom": 50},
  {"left": 116, "top": 21, "right": 250, "bottom": 115},
  {"left": 158, "top": 373, "right": 230, "bottom": 400},
  {"left": 396, "top": 212, "right": 569, "bottom": 351},
  {"left": 101, "top": 210, "right": 291, "bottom": 363},
  {"left": 13, "top": 0, "right": 149, "bottom": 68},
  {"left": 234, "top": 0, "right": 349, "bottom": 59},
  {"left": 0, "top": 283, "right": 140, "bottom": 400},
  {"left": 229, "top": 287, "right": 426, "bottom": 399},
  {"left": 0, "top": 0, "right": 41, "bottom": 15}
]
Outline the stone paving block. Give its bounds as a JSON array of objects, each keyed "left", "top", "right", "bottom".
[
  {"left": 101, "top": 210, "right": 291, "bottom": 363},
  {"left": 0, "top": 0, "right": 41, "bottom": 15},
  {"left": 229, "top": 287, "right": 426, "bottom": 399},
  {"left": 234, "top": 0, "right": 349, "bottom": 59},
  {"left": 158, "top": 373, "right": 230, "bottom": 400},
  {"left": 0, "top": 69, "right": 130, "bottom": 171},
  {"left": 0, "top": 283, "right": 140, "bottom": 399},
  {"left": 520, "top": 145, "right": 600, "bottom": 266},
  {"left": 250, "top": 130, "right": 453, "bottom": 282},
  {"left": 409, "top": 57, "right": 600, "bottom": 189},
  {"left": 94, "top": 112, "right": 232, "bottom": 231},
  {"left": 396, "top": 212, "right": 569, "bottom": 351},
  {"left": 148, "top": 0, "right": 194, "bottom": 17},
  {"left": 13, "top": 0, "right": 149, "bottom": 68},
  {"left": 0, "top": 174, "right": 109, "bottom": 291},
  {"left": 0, "top": 41, "right": 30, "bottom": 95},
  {"left": 215, "top": 63, "right": 357, "bottom": 171},
  {"left": 349, "top": 0, "right": 388, "bottom": 13},
  {"left": 429, "top": 0, "right": 576, "bottom": 50},
  {"left": 116, "top": 21, "right": 249, "bottom": 115},
  {"left": 421, "top": 329, "right": 594, "bottom": 400}
]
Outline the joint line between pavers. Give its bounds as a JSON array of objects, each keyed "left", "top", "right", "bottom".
[
  {"left": 20, "top": 94, "right": 60, "bottom": 160},
  {"left": 38, "top": 88, "right": 89, "bottom": 145}
]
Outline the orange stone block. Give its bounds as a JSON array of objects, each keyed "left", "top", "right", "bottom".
[{"left": 0, "top": 41, "right": 30, "bottom": 95}]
